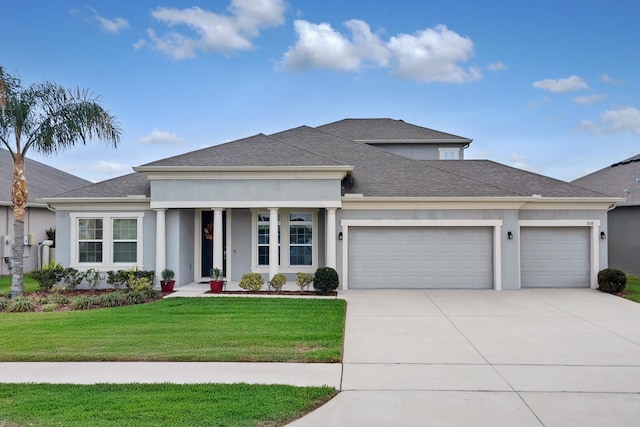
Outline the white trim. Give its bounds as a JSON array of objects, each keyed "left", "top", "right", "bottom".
[
  {"left": 154, "top": 209, "right": 166, "bottom": 285},
  {"left": 518, "top": 219, "right": 601, "bottom": 289},
  {"left": 340, "top": 219, "right": 503, "bottom": 290},
  {"left": 48, "top": 202, "right": 151, "bottom": 211},
  {"left": 194, "top": 209, "right": 232, "bottom": 282},
  {"left": 250, "top": 209, "right": 319, "bottom": 274},
  {"left": 438, "top": 147, "right": 460, "bottom": 160},
  {"left": 326, "top": 208, "right": 337, "bottom": 269},
  {"left": 151, "top": 200, "right": 341, "bottom": 209},
  {"left": 135, "top": 168, "right": 352, "bottom": 181},
  {"left": 69, "top": 212, "right": 144, "bottom": 270}
]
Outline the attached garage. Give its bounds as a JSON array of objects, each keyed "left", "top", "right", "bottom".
[
  {"left": 520, "top": 226, "right": 590, "bottom": 288},
  {"left": 348, "top": 226, "right": 494, "bottom": 289}
]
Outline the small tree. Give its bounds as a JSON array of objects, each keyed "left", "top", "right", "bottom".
[
  {"left": 295, "top": 272, "right": 313, "bottom": 293},
  {"left": 0, "top": 67, "right": 121, "bottom": 296}
]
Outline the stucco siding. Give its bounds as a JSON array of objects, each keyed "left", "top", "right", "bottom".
[{"left": 608, "top": 206, "right": 640, "bottom": 275}]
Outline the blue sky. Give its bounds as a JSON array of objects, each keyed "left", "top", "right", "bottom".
[{"left": 2, "top": 0, "right": 639, "bottom": 183}]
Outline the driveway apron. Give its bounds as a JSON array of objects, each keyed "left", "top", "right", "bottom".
[{"left": 290, "top": 289, "right": 640, "bottom": 427}]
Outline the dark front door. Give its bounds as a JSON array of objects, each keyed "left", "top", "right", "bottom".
[{"left": 201, "top": 211, "right": 226, "bottom": 278}]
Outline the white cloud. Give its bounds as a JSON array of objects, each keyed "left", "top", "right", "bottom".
[
  {"left": 600, "top": 73, "right": 626, "bottom": 85},
  {"left": 281, "top": 19, "right": 389, "bottom": 71},
  {"left": 573, "top": 94, "right": 608, "bottom": 105},
  {"left": 148, "top": 0, "right": 285, "bottom": 60},
  {"left": 509, "top": 152, "right": 528, "bottom": 169},
  {"left": 533, "top": 75, "right": 589, "bottom": 93},
  {"left": 388, "top": 25, "right": 481, "bottom": 83},
  {"left": 95, "top": 15, "right": 129, "bottom": 34},
  {"left": 282, "top": 22, "right": 480, "bottom": 84},
  {"left": 487, "top": 61, "right": 507, "bottom": 71},
  {"left": 578, "top": 106, "right": 640, "bottom": 135},
  {"left": 140, "top": 129, "right": 184, "bottom": 144},
  {"left": 600, "top": 107, "right": 640, "bottom": 134},
  {"left": 92, "top": 161, "right": 131, "bottom": 174},
  {"left": 133, "top": 39, "right": 146, "bottom": 50}
]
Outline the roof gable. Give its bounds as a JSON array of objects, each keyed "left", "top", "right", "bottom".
[
  {"left": 0, "top": 148, "right": 91, "bottom": 204},
  {"left": 317, "top": 118, "right": 471, "bottom": 144},
  {"left": 572, "top": 154, "right": 640, "bottom": 203}
]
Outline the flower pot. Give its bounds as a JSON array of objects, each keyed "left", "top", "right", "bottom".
[
  {"left": 160, "top": 280, "right": 175, "bottom": 292},
  {"left": 209, "top": 280, "right": 224, "bottom": 293}
]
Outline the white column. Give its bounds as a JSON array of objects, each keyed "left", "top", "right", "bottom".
[
  {"left": 269, "top": 207, "right": 279, "bottom": 280},
  {"left": 155, "top": 208, "right": 167, "bottom": 286},
  {"left": 213, "top": 209, "right": 224, "bottom": 275},
  {"left": 326, "top": 208, "right": 337, "bottom": 269}
]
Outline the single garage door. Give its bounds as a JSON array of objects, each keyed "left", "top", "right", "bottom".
[
  {"left": 349, "top": 226, "right": 493, "bottom": 289},
  {"left": 520, "top": 227, "right": 590, "bottom": 288}
]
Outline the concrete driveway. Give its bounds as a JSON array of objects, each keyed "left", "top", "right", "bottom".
[{"left": 290, "top": 289, "right": 640, "bottom": 426}]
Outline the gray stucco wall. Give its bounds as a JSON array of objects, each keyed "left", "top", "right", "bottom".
[
  {"left": 608, "top": 206, "right": 640, "bottom": 275},
  {"left": 230, "top": 209, "right": 252, "bottom": 281},
  {"left": 372, "top": 143, "right": 465, "bottom": 160},
  {"left": 151, "top": 179, "right": 341, "bottom": 204},
  {"left": 165, "top": 209, "right": 194, "bottom": 286}
]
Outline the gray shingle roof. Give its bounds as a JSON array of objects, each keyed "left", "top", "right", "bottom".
[
  {"left": 140, "top": 133, "right": 343, "bottom": 167},
  {"left": 572, "top": 154, "right": 640, "bottom": 203},
  {"left": 0, "top": 148, "right": 91, "bottom": 204},
  {"left": 52, "top": 172, "right": 150, "bottom": 198},
  {"left": 425, "top": 160, "right": 609, "bottom": 198},
  {"left": 317, "top": 118, "right": 471, "bottom": 143}
]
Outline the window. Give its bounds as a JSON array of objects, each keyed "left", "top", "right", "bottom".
[
  {"left": 257, "top": 213, "right": 280, "bottom": 266},
  {"left": 71, "top": 212, "right": 144, "bottom": 268},
  {"left": 112, "top": 218, "right": 137, "bottom": 263},
  {"left": 78, "top": 219, "right": 103, "bottom": 263},
  {"left": 439, "top": 148, "right": 460, "bottom": 160},
  {"left": 252, "top": 210, "right": 317, "bottom": 272},
  {"left": 289, "top": 212, "right": 312, "bottom": 266}
]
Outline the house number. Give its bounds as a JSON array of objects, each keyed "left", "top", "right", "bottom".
[{"left": 586, "top": 221, "right": 594, "bottom": 225}]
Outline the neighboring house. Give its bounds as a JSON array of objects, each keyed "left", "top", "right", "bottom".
[
  {"left": 0, "top": 148, "right": 91, "bottom": 275},
  {"left": 43, "top": 118, "right": 618, "bottom": 290},
  {"left": 572, "top": 154, "right": 640, "bottom": 275}
]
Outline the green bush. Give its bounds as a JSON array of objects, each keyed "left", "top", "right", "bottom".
[
  {"left": 313, "top": 267, "right": 339, "bottom": 295},
  {"left": 239, "top": 272, "right": 264, "bottom": 292},
  {"left": 84, "top": 269, "right": 103, "bottom": 290},
  {"left": 296, "top": 272, "right": 314, "bottom": 292},
  {"left": 0, "top": 296, "right": 9, "bottom": 311},
  {"left": 597, "top": 268, "right": 627, "bottom": 293},
  {"left": 62, "top": 267, "right": 85, "bottom": 291},
  {"left": 42, "top": 303, "right": 59, "bottom": 312},
  {"left": 46, "top": 292, "right": 70, "bottom": 305},
  {"left": 8, "top": 296, "right": 35, "bottom": 312},
  {"left": 106, "top": 270, "right": 129, "bottom": 289},
  {"left": 97, "top": 291, "right": 129, "bottom": 307},
  {"left": 30, "top": 262, "right": 64, "bottom": 292},
  {"left": 70, "top": 295, "right": 96, "bottom": 310},
  {"left": 270, "top": 273, "right": 287, "bottom": 291}
]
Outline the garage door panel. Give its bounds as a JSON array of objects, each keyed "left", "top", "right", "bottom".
[
  {"left": 521, "top": 227, "right": 589, "bottom": 288},
  {"left": 349, "top": 227, "right": 492, "bottom": 289}
]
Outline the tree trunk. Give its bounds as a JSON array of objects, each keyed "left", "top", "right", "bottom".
[{"left": 10, "top": 153, "right": 27, "bottom": 296}]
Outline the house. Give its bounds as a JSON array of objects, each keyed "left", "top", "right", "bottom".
[
  {"left": 0, "top": 148, "right": 91, "bottom": 275},
  {"left": 43, "top": 118, "right": 618, "bottom": 290},
  {"left": 572, "top": 154, "right": 640, "bottom": 275}
]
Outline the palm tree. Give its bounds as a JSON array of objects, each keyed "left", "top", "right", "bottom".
[{"left": 0, "top": 67, "right": 121, "bottom": 296}]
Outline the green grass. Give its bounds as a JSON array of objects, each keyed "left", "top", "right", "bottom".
[
  {"left": 0, "top": 274, "right": 39, "bottom": 295},
  {"left": 624, "top": 275, "right": 640, "bottom": 303},
  {"left": 0, "top": 297, "right": 346, "bottom": 362},
  {"left": 0, "top": 383, "right": 337, "bottom": 427}
]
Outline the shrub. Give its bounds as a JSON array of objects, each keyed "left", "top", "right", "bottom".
[
  {"left": 106, "top": 270, "right": 129, "bottom": 289},
  {"left": 46, "top": 292, "right": 70, "bottom": 305},
  {"left": 97, "top": 291, "right": 129, "bottom": 308},
  {"left": 239, "top": 272, "right": 264, "bottom": 292},
  {"left": 42, "top": 303, "right": 59, "bottom": 312},
  {"left": 123, "top": 290, "right": 150, "bottom": 305},
  {"left": 270, "top": 273, "right": 287, "bottom": 291},
  {"left": 597, "top": 268, "right": 627, "bottom": 293},
  {"left": 296, "top": 272, "right": 314, "bottom": 292},
  {"left": 0, "top": 296, "right": 9, "bottom": 311},
  {"left": 30, "top": 262, "right": 64, "bottom": 292},
  {"left": 84, "top": 269, "right": 103, "bottom": 290},
  {"left": 161, "top": 268, "right": 175, "bottom": 281},
  {"left": 313, "top": 267, "right": 339, "bottom": 295},
  {"left": 70, "top": 295, "right": 96, "bottom": 310},
  {"left": 62, "top": 267, "right": 85, "bottom": 291},
  {"left": 8, "top": 296, "right": 35, "bottom": 312},
  {"left": 127, "top": 270, "right": 153, "bottom": 291}
]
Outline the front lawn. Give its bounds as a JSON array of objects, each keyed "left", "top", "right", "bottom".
[
  {"left": 624, "top": 275, "right": 640, "bottom": 303},
  {"left": 0, "top": 274, "right": 39, "bottom": 295},
  {"left": 0, "top": 297, "right": 346, "bottom": 362},
  {"left": 0, "top": 383, "right": 336, "bottom": 427}
]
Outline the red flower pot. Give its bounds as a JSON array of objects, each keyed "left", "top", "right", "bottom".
[{"left": 209, "top": 280, "right": 224, "bottom": 293}]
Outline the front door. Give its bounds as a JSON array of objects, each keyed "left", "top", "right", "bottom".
[{"left": 201, "top": 211, "right": 226, "bottom": 278}]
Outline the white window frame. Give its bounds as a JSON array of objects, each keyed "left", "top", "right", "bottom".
[
  {"left": 439, "top": 147, "right": 460, "bottom": 160},
  {"left": 70, "top": 212, "right": 144, "bottom": 269},
  {"left": 251, "top": 209, "right": 318, "bottom": 273}
]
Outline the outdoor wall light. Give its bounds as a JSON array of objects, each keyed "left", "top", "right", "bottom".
[
  {"left": 338, "top": 232, "right": 343, "bottom": 240},
  {"left": 600, "top": 231, "right": 606, "bottom": 239},
  {"left": 507, "top": 231, "right": 513, "bottom": 240}
]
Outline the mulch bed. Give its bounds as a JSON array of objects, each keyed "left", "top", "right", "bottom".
[{"left": 205, "top": 290, "right": 338, "bottom": 296}]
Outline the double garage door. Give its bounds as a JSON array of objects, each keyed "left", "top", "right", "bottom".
[
  {"left": 349, "top": 226, "right": 493, "bottom": 289},
  {"left": 347, "top": 225, "right": 591, "bottom": 289}
]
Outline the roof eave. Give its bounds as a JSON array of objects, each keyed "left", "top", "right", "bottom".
[
  {"left": 357, "top": 138, "right": 473, "bottom": 144},
  {"left": 133, "top": 165, "right": 354, "bottom": 173}
]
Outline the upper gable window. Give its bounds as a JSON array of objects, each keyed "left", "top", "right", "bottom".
[{"left": 439, "top": 148, "right": 460, "bottom": 160}]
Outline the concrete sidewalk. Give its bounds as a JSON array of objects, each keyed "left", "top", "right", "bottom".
[
  {"left": 290, "top": 289, "right": 640, "bottom": 426},
  {"left": 0, "top": 362, "right": 341, "bottom": 388}
]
